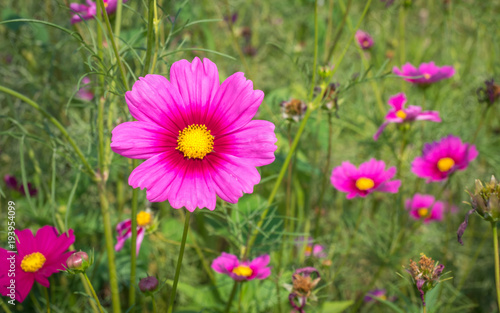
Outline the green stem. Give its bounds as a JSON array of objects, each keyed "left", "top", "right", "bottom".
[
  {"left": 225, "top": 281, "right": 239, "bottom": 313},
  {"left": 0, "top": 85, "right": 95, "bottom": 177},
  {"left": 143, "top": 0, "right": 155, "bottom": 74},
  {"left": 44, "top": 287, "right": 50, "bottom": 313},
  {"left": 324, "top": 0, "right": 352, "bottom": 64},
  {"left": 0, "top": 298, "right": 13, "bottom": 313},
  {"left": 129, "top": 186, "right": 138, "bottom": 306},
  {"left": 84, "top": 273, "right": 105, "bottom": 313},
  {"left": 96, "top": 0, "right": 129, "bottom": 90},
  {"left": 167, "top": 211, "right": 191, "bottom": 313},
  {"left": 472, "top": 105, "right": 490, "bottom": 143},
  {"left": 152, "top": 295, "right": 157, "bottom": 313},
  {"left": 493, "top": 222, "right": 500, "bottom": 312},
  {"left": 114, "top": 0, "right": 123, "bottom": 38},
  {"left": 423, "top": 306, "right": 427, "bottom": 313},
  {"left": 398, "top": 5, "right": 406, "bottom": 91},
  {"left": 308, "top": 0, "right": 319, "bottom": 100}
]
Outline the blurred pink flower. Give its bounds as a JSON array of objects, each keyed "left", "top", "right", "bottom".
[
  {"left": 110, "top": 57, "right": 277, "bottom": 211},
  {"left": 364, "top": 288, "right": 396, "bottom": 302},
  {"left": 405, "top": 194, "right": 457, "bottom": 223},
  {"left": 115, "top": 210, "right": 153, "bottom": 256},
  {"left": 331, "top": 159, "right": 401, "bottom": 199},
  {"left": 411, "top": 135, "right": 478, "bottom": 182},
  {"left": 373, "top": 93, "right": 441, "bottom": 140},
  {"left": 355, "top": 30, "right": 374, "bottom": 50},
  {"left": 393, "top": 62, "right": 455, "bottom": 85},
  {"left": 76, "top": 77, "right": 94, "bottom": 101},
  {"left": 0, "top": 226, "right": 75, "bottom": 302},
  {"left": 70, "top": 0, "right": 128, "bottom": 24},
  {"left": 211, "top": 253, "right": 271, "bottom": 281},
  {"left": 296, "top": 237, "right": 327, "bottom": 258}
]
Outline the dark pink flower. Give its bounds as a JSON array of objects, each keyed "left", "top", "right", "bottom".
[
  {"left": 70, "top": 0, "right": 128, "bottom": 24},
  {"left": 211, "top": 252, "right": 271, "bottom": 281},
  {"left": 393, "top": 62, "right": 455, "bottom": 85},
  {"left": 373, "top": 93, "right": 441, "bottom": 140},
  {"left": 331, "top": 159, "right": 401, "bottom": 199},
  {"left": 110, "top": 57, "right": 277, "bottom": 212},
  {"left": 411, "top": 135, "right": 478, "bottom": 182},
  {"left": 76, "top": 77, "right": 94, "bottom": 101},
  {"left": 296, "top": 237, "right": 327, "bottom": 258},
  {"left": 405, "top": 194, "right": 454, "bottom": 223},
  {"left": 115, "top": 210, "right": 153, "bottom": 256},
  {"left": 4, "top": 175, "right": 18, "bottom": 190},
  {"left": 0, "top": 226, "right": 75, "bottom": 302},
  {"left": 355, "top": 30, "right": 374, "bottom": 50}
]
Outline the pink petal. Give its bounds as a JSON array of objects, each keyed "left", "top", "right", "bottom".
[
  {"left": 373, "top": 122, "right": 389, "bottom": 141},
  {"left": 35, "top": 226, "right": 74, "bottom": 260},
  {"left": 387, "top": 93, "right": 406, "bottom": 110},
  {"left": 136, "top": 227, "right": 145, "bottom": 256},
  {"left": 14, "top": 228, "right": 36, "bottom": 258},
  {"left": 211, "top": 253, "right": 238, "bottom": 274}
]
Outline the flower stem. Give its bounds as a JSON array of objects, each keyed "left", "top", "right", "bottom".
[
  {"left": 143, "top": 0, "right": 155, "bottom": 74},
  {"left": 43, "top": 287, "right": 50, "bottom": 313},
  {"left": 167, "top": 211, "right": 192, "bottom": 313},
  {"left": 129, "top": 186, "right": 138, "bottom": 306},
  {"left": 423, "top": 306, "right": 427, "bottom": 313},
  {"left": 308, "top": 0, "right": 319, "bottom": 100},
  {"left": 225, "top": 281, "right": 239, "bottom": 313},
  {"left": 493, "top": 222, "right": 500, "bottom": 312},
  {"left": 152, "top": 295, "right": 158, "bottom": 313},
  {"left": 84, "top": 273, "right": 105, "bottom": 313},
  {"left": 0, "top": 298, "right": 13, "bottom": 313}
]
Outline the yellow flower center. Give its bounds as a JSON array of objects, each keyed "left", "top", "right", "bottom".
[
  {"left": 437, "top": 157, "right": 455, "bottom": 172},
  {"left": 136, "top": 211, "right": 152, "bottom": 227},
  {"left": 423, "top": 73, "right": 431, "bottom": 80},
  {"left": 21, "top": 252, "right": 46, "bottom": 273},
  {"left": 103, "top": 1, "right": 109, "bottom": 7},
  {"left": 355, "top": 178, "right": 375, "bottom": 191},
  {"left": 305, "top": 246, "right": 313, "bottom": 254},
  {"left": 232, "top": 265, "right": 253, "bottom": 277},
  {"left": 378, "top": 295, "right": 387, "bottom": 301},
  {"left": 177, "top": 124, "right": 214, "bottom": 159},
  {"left": 362, "top": 40, "right": 370, "bottom": 47},
  {"left": 396, "top": 110, "right": 407, "bottom": 119},
  {"left": 417, "top": 208, "right": 430, "bottom": 218}
]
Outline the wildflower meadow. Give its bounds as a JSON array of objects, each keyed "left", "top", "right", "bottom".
[{"left": 1, "top": 0, "right": 500, "bottom": 312}]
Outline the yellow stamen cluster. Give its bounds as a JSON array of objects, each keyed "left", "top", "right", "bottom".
[
  {"left": 417, "top": 208, "right": 430, "bottom": 218},
  {"left": 177, "top": 124, "right": 214, "bottom": 159},
  {"left": 355, "top": 177, "right": 375, "bottom": 191},
  {"left": 423, "top": 73, "right": 431, "bottom": 80},
  {"left": 232, "top": 265, "right": 253, "bottom": 277},
  {"left": 21, "top": 252, "right": 46, "bottom": 273},
  {"left": 396, "top": 110, "right": 407, "bottom": 119},
  {"left": 437, "top": 157, "right": 455, "bottom": 172},
  {"left": 137, "top": 211, "right": 152, "bottom": 227}
]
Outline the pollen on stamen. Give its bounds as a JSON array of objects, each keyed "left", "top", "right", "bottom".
[{"left": 177, "top": 124, "right": 215, "bottom": 159}]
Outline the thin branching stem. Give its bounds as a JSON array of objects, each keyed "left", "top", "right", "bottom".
[
  {"left": 83, "top": 273, "right": 105, "bottom": 313},
  {"left": 493, "top": 222, "right": 500, "bottom": 312}
]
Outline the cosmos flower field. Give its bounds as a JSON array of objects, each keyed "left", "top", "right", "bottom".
[{"left": 0, "top": 0, "right": 499, "bottom": 312}]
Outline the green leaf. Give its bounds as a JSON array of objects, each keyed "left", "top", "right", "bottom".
[{"left": 321, "top": 300, "right": 354, "bottom": 313}]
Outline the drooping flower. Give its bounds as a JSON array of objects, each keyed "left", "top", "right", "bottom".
[
  {"left": 286, "top": 267, "right": 321, "bottom": 313},
  {"left": 411, "top": 135, "right": 478, "bottom": 183},
  {"left": 0, "top": 226, "right": 75, "bottom": 303},
  {"left": 476, "top": 78, "right": 500, "bottom": 106},
  {"left": 458, "top": 176, "right": 500, "bottom": 245},
  {"left": 355, "top": 30, "right": 374, "bottom": 50},
  {"left": 406, "top": 194, "right": 450, "bottom": 223},
  {"left": 211, "top": 253, "right": 271, "bottom": 281},
  {"left": 405, "top": 254, "right": 446, "bottom": 307},
  {"left": 3, "top": 175, "right": 38, "bottom": 197},
  {"left": 70, "top": 0, "right": 128, "bottom": 24},
  {"left": 364, "top": 289, "right": 396, "bottom": 302},
  {"left": 373, "top": 93, "right": 441, "bottom": 140},
  {"left": 76, "top": 77, "right": 94, "bottom": 101},
  {"left": 110, "top": 57, "right": 277, "bottom": 211},
  {"left": 280, "top": 98, "right": 307, "bottom": 122},
  {"left": 331, "top": 159, "right": 401, "bottom": 199},
  {"left": 393, "top": 62, "right": 455, "bottom": 85},
  {"left": 115, "top": 210, "right": 153, "bottom": 256}
]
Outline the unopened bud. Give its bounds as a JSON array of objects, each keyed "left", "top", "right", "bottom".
[
  {"left": 139, "top": 276, "right": 159, "bottom": 293},
  {"left": 67, "top": 251, "right": 89, "bottom": 271}
]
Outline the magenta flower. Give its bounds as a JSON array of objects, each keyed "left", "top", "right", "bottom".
[
  {"left": 115, "top": 210, "right": 153, "bottom": 256},
  {"left": 331, "top": 159, "right": 401, "bottom": 199},
  {"left": 0, "top": 226, "right": 75, "bottom": 303},
  {"left": 364, "top": 289, "right": 395, "bottom": 302},
  {"left": 405, "top": 194, "right": 450, "bottom": 223},
  {"left": 110, "top": 57, "right": 277, "bottom": 212},
  {"left": 76, "top": 77, "right": 94, "bottom": 101},
  {"left": 70, "top": 0, "right": 128, "bottom": 24},
  {"left": 393, "top": 62, "right": 455, "bottom": 85},
  {"left": 355, "top": 30, "right": 374, "bottom": 50},
  {"left": 411, "top": 135, "right": 478, "bottom": 182},
  {"left": 211, "top": 253, "right": 271, "bottom": 281},
  {"left": 296, "top": 237, "right": 327, "bottom": 258},
  {"left": 373, "top": 93, "right": 441, "bottom": 140}
]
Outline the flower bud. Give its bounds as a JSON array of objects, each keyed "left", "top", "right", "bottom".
[
  {"left": 139, "top": 276, "right": 159, "bottom": 293},
  {"left": 66, "top": 251, "right": 90, "bottom": 271}
]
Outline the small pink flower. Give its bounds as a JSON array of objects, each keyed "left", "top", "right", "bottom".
[
  {"left": 115, "top": 210, "right": 153, "bottom": 256},
  {"left": 364, "top": 289, "right": 396, "bottom": 302},
  {"left": 211, "top": 252, "right": 271, "bottom": 281},
  {"left": 76, "top": 77, "right": 94, "bottom": 101},
  {"left": 405, "top": 194, "right": 453, "bottom": 223},
  {"left": 373, "top": 93, "right": 441, "bottom": 140},
  {"left": 0, "top": 226, "right": 75, "bottom": 302},
  {"left": 355, "top": 30, "right": 374, "bottom": 50},
  {"left": 70, "top": 0, "right": 128, "bottom": 24},
  {"left": 331, "top": 159, "right": 401, "bottom": 199},
  {"left": 411, "top": 135, "right": 478, "bottom": 182},
  {"left": 393, "top": 62, "right": 455, "bottom": 85},
  {"left": 296, "top": 237, "right": 327, "bottom": 258}
]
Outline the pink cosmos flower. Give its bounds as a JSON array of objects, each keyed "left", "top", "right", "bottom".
[
  {"left": 406, "top": 194, "right": 449, "bottom": 223},
  {"left": 76, "top": 77, "right": 94, "bottom": 101},
  {"left": 211, "top": 252, "right": 271, "bottom": 281},
  {"left": 411, "top": 135, "right": 478, "bottom": 182},
  {"left": 393, "top": 62, "right": 455, "bottom": 85},
  {"left": 70, "top": 0, "right": 128, "bottom": 24},
  {"left": 355, "top": 30, "right": 374, "bottom": 50},
  {"left": 110, "top": 57, "right": 277, "bottom": 211},
  {"left": 0, "top": 226, "right": 75, "bottom": 303},
  {"left": 115, "top": 210, "right": 153, "bottom": 256},
  {"left": 373, "top": 93, "right": 441, "bottom": 140},
  {"left": 331, "top": 159, "right": 401, "bottom": 199},
  {"left": 296, "top": 237, "right": 327, "bottom": 258}
]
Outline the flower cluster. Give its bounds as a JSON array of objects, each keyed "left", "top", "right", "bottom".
[
  {"left": 280, "top": 98, "right": 307, "bottom": 122},
  {"left": 477, "top": 78, "right": 500, "bottom": 106},
  {"left": 405, "top": 254, "right": 445, "bottom": 307},
  {"left": 286, "top": 267, "right": 321, "bottom": 313}
]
